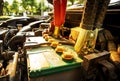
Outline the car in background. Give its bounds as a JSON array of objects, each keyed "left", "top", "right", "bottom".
[
  {"left": 0, "top": 16, "right": 39, "bottom": 29},
  {"left": 19, "top": 17, "right": 52, "bottom": 32},
  {"left": 5, "top": 17, "right": 52, "bottom": 51}
]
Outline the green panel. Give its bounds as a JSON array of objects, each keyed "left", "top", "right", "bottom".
[{"left": 27, "top": 45, "right": 83, "bottom": 78}]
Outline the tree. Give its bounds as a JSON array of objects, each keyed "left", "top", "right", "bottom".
[
  {"left": 21, "top": 0, "right": 28, "bottom": 10},
  {"left": 28, "top": 0, "right": 37, "bottom": 14},
  {"left": 3, "top": 1, "right": 9, "bottom": 15},
  {"left": 36, "top": 2, "right": 41, "bottom": 15},
  {"left": 0, "top": 0, "right": 4, "bottom": 16},
  {"left": 21, "top": 0, "right": 37, "bottom": 14},
  {"left": 10, "top": 0, "right": 19, "bottom": 15}
]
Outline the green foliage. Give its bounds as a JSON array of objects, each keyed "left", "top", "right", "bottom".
[
  {"left": 3, "top": 1, "right": 9, "bottom": 15},
  {"left": 0, "top": 16, "right": 10, "bottom": 20},
  {"left": 2, "top": 0, "right": 84, "bottom": 16},
  {"left": 21, "top": 0, "right": 37, "bottom": 13},
  {"left": 10, "top": 0, "right": 19, "bottom": 14}
]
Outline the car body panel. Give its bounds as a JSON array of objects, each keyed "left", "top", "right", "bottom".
[{"left": 0, "top": 17, "right": 39, "bottom": 29}]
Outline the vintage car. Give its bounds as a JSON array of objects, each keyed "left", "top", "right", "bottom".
[
  {"left": 5, "top": 17, "right": 51, "bottom": 51},
  {"left": 0, "top": 17, "right": 39, "bottom": 29}
]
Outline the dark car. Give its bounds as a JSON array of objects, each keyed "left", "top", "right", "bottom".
[
  {"left": 19, "top": 20, "right": 46, "bottom": 32},
  {"left": 5, "top": 17, "right": 52, "bottom": 51},
  {"left": 19, "top": 17, "right": 52, "bottom": 32},
  {"left": 2, "top": 20, "right": 45, "bottom": 51},
  {"left": 0, "top": 16, "right": 39, "bottom": 29}
]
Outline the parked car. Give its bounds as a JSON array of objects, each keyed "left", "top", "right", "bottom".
[
  {"left": 19, "top": 17, "right": 52, "bottom": 32},
  {"left": 0, "top": 16, "right": 39, "bottom": 29},
  {"left": 19, "top": 20, "right": 46, "bottom": 32},
  {"left": 5, "top": 17, "right": 52, "bottom": 51}
]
